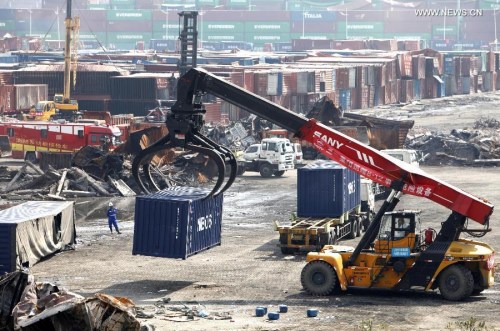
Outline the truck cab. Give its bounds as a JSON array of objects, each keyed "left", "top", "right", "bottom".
[
  {"left": 381, "top": 149, "right": 420, "bottom": 167},
  {"left": 240, "top": 138, "right": 295, "bottom": 177}
]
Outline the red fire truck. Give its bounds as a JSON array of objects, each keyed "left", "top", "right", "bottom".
[{"left": 0, "top": 120, "right": 123, "bottom": 161}]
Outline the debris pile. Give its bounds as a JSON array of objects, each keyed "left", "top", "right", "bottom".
[
  {"left": 0, "top": 154, "right": 136, "bottom": 201},
  {"left": 407, "top": 117, "right": 500, "bottom": 166},
  {"left": 0, "top": 271, "right": 148, "bottom": 331}
]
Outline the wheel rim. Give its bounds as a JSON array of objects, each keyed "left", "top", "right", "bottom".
[
  {"left": 445, "top": 275, "right": 459, "bottom": 292},
  {"left": 312, "top": 271, "right": 326, "bottom": 285}
]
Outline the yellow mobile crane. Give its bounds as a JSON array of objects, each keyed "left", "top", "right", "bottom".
[{"left": 25, "top": 0, "right": 82, "bottom": 122}]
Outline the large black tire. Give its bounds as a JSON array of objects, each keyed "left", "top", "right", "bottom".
[
  {"left": 259, "top": 163, "right": 273, "bottom": 178},
  {"left": 438, "top": 264, "right": 474, "bottom": 301},
  {"left": 25, "top": 152, "right": 36, "bottom": 163},
  {"left": 356, "top": 218, "right": 362, "bottom": 237},
  {"left": 301, "top": 260, "right": 339, "bottom": 296},
  {"left": 318, "top": 231, "right": 337, "bottom": 249},
  {"left": 347, "top": 220, "right": 357, "bottom": 240},
  {"left": 274, "top": 170, "right": 285, "bottom": 177},
  {"left": 279, "top": 233, "right": 298, "bottom": 255}
]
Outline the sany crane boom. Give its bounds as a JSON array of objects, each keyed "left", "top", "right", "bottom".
[{"left": 133, "top": 68, "right": 493, "bottom": 225}]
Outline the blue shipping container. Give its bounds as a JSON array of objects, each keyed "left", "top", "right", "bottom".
[
  {"left": 133, "top": 187, "right": 223, "bottom": 259},
  {"left": 0, "top": 201, "right": 76, "bottom": 275},
  {"left": 443, "top": 55, "right": 454, "bottom": 75},
  {"left": 297, "top": 161, "right": 360, "bottom": 218}
]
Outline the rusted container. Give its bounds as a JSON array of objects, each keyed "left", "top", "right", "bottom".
[
  {"left": 350, "top": 87, "right": 360, "bottom": 109},
  {"left": 361, "top": 86, "right": 369, "bottom": 109},
  {"left": 297, "top": 71, "right": 315, "bottom": 94},
  {"left": 253, "top": 71, "right": 269, "bottom": 96},
  {"left": 331, "top": 40, "right": 367, "bottom": 50},
  {"left": 384, "top": 82, "right": 391, "bottom": 104},
  {"left": 399, "top": 53, "right": 413, "bottom": 78},
  {"left": 459, "top": 57, "right": 471, "bottom": 77},
  {"left": 336, "top": 68, "right": 350, "bottom": 89},
  {"left": 230, "top": 72, "right": 245, "bottom": 88},
  {"left": 205, "top": 102, "right": 222, "bottom": 124},
  {"left": 412, "top": 55, "right": 426, "bottom": 79},
  {"left": 243, "top": 71, "right": 255, "bottom": 93},
  {"left": 282, "top": 71, "right": 294, "bottom": 95},
  {"left": 370, "top": 39, "right": 398, "bottom": 51},
  {"left": 0, "top": 84, "right": 48, "bottom": 114},
  {"left": 403, "top": 40, "right": 421, "bottom": 51},
  {"left": 400, "top": 79, "right": 414, "bottom": 103}
]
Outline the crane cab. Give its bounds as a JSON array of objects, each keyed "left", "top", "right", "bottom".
[{"left": 374, "top": 211, "right": 421, "bottom": 255}]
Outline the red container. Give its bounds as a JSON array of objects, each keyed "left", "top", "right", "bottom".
[
  {"left": 331, "top": 39, "right": 366, "bottom": 50},
  {"left": 399, "top": 53, "right": 413, "bottom": 78},
  {"left": 205, "top": 102, "right": 222, "bottom": 124},
  {"left": 253, "top": 71, "right": 269, "bottom": 96},
  {"left": 291, "top": 39, "right": 313, "bottom": 51}
]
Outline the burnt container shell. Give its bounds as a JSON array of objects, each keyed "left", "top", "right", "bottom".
[
  {"left": 133, "top": 187, "right": 223, "bottom": 260},
  {"left": 297, "top": 161, "right": 360, "bottom": 218}
]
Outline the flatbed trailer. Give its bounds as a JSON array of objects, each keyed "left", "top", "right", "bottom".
[{"left": 275, "top": 206, "right": 368, "bottom": 254}]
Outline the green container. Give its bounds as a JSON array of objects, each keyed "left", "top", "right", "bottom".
[
  {"left": 78, "top": 32, "right": 107, "bottom": 42},
  {"left": 107, "top": 32, "right": 152, "bottom": 43},
  {"left": 205, "top": 32, "right": 245, "bottom": 42},
  {"left": 88, "top": 4, "right": 110, "bottom": 9},
  {"left": 0, "top": 20, "right": 14, "bottom": 30},
  {"left": 432, "top": 25, "right": 457, "bottom": 37},
  {"left": 246, "top": 33, "right": 290, "bottom": 45},
  {"left": 479, "top": 0, "right": 500, "bottom": 9},
  {"left": 337, "top": 21, "right": 384, "bottom": 36},
  {"left": 153, "top": 21, "right": 182, "bottom": 33},
  {"left": 107, "top": 10, "right": 152, "bottom": 21},
  {"left": 227, "top": 0, "right": 249, "bottom": 7},
  {"left": 109, "top": 42, "right": 140, "bottom": 50},
  {"left": 203, "top": 21, "right": 245, "bottom": 33},
  {"left": 197, "top": 0, "right": 220, "bottom": 5},
  {"left": 288, "top": 0, "right": 342, "bottom": 11},
  {"left": 111, "top": 0, "right": 135, "bottom": 4},
  {"left": 110, "top": 4, "right": 136, "bottom": 9},
  {"left": 245, "top": 22, "right": 290, "bottom": 33},
  {"left": 151, "top": 31, "right": 180, "bottom": 40}
]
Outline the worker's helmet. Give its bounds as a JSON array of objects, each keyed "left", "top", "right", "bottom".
[{"left": 108, "top": 202, "right": 113, "bottom": 207}]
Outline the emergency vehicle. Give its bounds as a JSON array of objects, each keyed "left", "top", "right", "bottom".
[{"left": 0, "top": 121, "right": 122, "bottom": 161}]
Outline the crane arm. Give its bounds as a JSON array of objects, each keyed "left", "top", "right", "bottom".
[{"left": 134, "top": 68, "right": 493, "bottom": 225}]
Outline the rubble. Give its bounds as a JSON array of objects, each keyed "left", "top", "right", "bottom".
[
  {"left": 0, "top": 147, "right": 137, "bottom": 200},
  {"left": 0, "top": 271, "right": 147, "bottom": 331},
  {"left": 407, "top": 117, "right": 500, "bottom": 166}
]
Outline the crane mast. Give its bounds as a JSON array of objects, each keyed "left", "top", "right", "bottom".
[{"left": 63, "top": 0, "right": 79, "bottom": 104}]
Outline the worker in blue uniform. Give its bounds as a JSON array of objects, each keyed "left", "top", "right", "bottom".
[{"left": 107, "top": 202, "right": 121, "bottom": 234}]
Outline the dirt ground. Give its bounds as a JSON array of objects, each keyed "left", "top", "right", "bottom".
[{"left": 26, "top": 93, "right": 500, "bottom": 331}]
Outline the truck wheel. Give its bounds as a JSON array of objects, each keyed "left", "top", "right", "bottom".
[
  {"left": 274, "top": 170, "right": 285, "bottom": 177},
  {"left": 347, "top": 220, "right": 357, "bottom": 240},
  {"left": 301, "top": 260, "right": 339, "bottom": 296},
  {"left": 318, "top": 231, "right": 337, "bottom": 249},
  {"left": 279, "top": 233, "right": 297, "bottom": 255},
  {"left": 356, "top": 218, "right": 362, "bottom": 237},
  {"left": 25, "top": 152, "right": 36, "bottom": 163},
  {"left": 259, "top": 164, "right": 273, "bottom": 178},
  {"left": 236, "top": 165, "right": 245, "bottom": 176},
  {"left": 438, "top": 264, "right": 474, "bottom": 301}
]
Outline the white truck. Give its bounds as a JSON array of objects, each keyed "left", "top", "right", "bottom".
[
  {"left": 381, "top": 149, "right": 421, "bottom": 167},
  {"left": 238, "top": 138, "right": 295, "bottom": 177}
]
